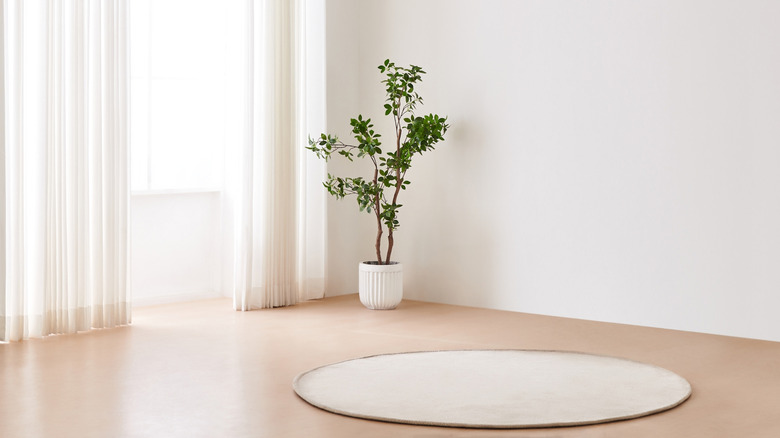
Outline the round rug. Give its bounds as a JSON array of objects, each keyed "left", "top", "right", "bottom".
[{"left": 293, "top": 350, "right": 691, "bottom": 428}]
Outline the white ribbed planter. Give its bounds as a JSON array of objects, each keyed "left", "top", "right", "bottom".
[{"left": 358, "top": 261, "right": 403, "bottom": 310}]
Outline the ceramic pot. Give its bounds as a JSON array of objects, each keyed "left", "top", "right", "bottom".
[{"left": 358, "top": 261, "right": 403, "bottom": 310}]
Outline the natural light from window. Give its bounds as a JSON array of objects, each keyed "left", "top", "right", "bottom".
[{"left": 130, "top": 0, "right": 241, "bottom": 192}]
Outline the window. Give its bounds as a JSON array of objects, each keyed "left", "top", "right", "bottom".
[{"left": 130, "top": 0, "right": 241, "bottom": 191}]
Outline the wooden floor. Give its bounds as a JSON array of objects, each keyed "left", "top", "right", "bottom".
[{"left": 2, "top": 294, "right": 779, "bottom": 438}]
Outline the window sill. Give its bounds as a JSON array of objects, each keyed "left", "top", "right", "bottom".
[{"left": 131, "top": 188, "right": 221, "bottom": 197}]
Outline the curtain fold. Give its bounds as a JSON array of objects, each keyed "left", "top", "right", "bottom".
[
  {"left": 1, "top": 0, "right": 130, "bottom": 342},
  {"left": 224, "top": 0, "right": 326, "bottom": 310}
]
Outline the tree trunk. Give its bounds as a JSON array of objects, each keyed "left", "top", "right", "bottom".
[
  {"left": 375, "top": 220, "right": 383, "bottom": 264},
  {"left": 385, "top": 231, "right": 394, "bottom": 264}
]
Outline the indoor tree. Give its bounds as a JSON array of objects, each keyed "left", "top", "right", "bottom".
[{"left": 308, "top": 60, "right": 449, "bottom": 265}]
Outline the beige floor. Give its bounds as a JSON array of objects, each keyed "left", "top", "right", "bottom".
[{"left": 2, "top": 295, "right": 779, "bottom": 438}]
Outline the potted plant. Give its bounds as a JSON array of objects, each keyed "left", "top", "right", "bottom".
[{"left": 308, "top": 59, "right": 449, "bottom": 309}]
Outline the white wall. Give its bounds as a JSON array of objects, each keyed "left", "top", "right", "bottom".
[
  {"left": 325, "top": 0, "right": 780, "bottom": 341},
  {"left": 0, "top": 0, "right": 4, "bottom": 279},
  {"left": 131, "top": 192, "right": 222, "bottom": 306}
]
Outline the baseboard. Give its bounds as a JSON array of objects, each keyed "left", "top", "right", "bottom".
[{"left": 132, "top": 291, "right": 225, "bottom": 307}]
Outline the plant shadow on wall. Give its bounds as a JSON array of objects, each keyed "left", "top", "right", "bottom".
[
  {"left": 404, "top": 87, "right": 502, "bottom": 308},
  {"left": 308, "top": 60, "right": 449, "bottom": 310}
]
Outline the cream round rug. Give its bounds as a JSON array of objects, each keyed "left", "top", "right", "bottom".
[{"left": 293, "top": 350, "right": 691, "bottom": 428}]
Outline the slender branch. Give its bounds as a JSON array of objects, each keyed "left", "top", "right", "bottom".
[
  {"left": 401, "top": 101, "right": 413, "bottom": 117},
  {"left": 329, "top": 141, "right": 361, "bottom": 150}
]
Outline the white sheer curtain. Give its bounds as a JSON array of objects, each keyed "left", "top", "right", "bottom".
[
  {"left": 1, "top": 0, "right": 130, "bottom": 342},
  {"left": 223, "top": 0, "right": 326, "bottom": 310}
]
